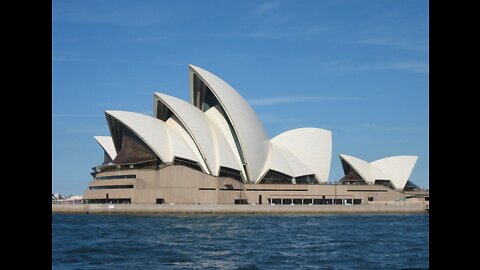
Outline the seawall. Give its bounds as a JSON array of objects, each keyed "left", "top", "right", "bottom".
[{"left": 52, "top": 203, "right": 428, "bottom": 215}]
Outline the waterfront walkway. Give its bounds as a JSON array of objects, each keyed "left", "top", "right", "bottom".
[{"left": 52, "top": 202, "right": 428, "bottom": 215}]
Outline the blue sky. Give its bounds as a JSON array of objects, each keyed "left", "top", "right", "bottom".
[{"left": 52, "top": 0, "right": 429, "bottom": 195}]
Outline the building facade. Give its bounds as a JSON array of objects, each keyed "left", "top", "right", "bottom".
[{"left": 84, "top": 65, "right": 421, "bottom": 204}]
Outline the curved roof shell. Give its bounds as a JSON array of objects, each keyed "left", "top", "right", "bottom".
[
  {"left": 271, "top": 142, "right": 315, "bottom": 178},
  {"left": 339, "top": 154, "right": 418, "bottom": 190},
  {"left": 272, "top": 128, "right": 332, "bottom": 183},
  {"left": 94, "top": 64, "right": 422, "bottom": 188},
  {"left": 105, "top": 110, "right": 200, "bottom": 166},
  {"left": 189, "top": 65, "right": 269, "bottom": 182},
  {"left": 371, "top": 156, "right": 418, "bottom": 190},
  {"left": 92, "top": 65, "right": 421, "bottom": 188},
  {"left": 154, "top": 93, "right": 218, "bottom": 174},
  {"left": 93, "top": 136, "right": 117, "bottom": 160},
  {"left": 204, "top": 105, "right": 245, "bottom": 176},
  {"left": 261, "top": 142, "right": 294, "bottom": 181},
  {"left": 258, "top": 142, "right": 316, "bottom": 184},
  {"left": 339, "top": 154, "right": 372, "bottom": 183},
  {"left": 165, "top": 116, "right": 209, "bottom": 173}
]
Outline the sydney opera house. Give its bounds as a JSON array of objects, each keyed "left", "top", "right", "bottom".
[{"left": 84, "top": 65, "right": 425, "bottom": 205}]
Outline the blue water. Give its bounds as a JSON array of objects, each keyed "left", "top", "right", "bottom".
[{"left": 52, "top": 214, "right": 429, "bottom": 269}]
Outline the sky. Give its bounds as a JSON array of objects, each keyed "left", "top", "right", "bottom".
[{"left": 52, "top": 0, "right": 429, "bottom": 195}]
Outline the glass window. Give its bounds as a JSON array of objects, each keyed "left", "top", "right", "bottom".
[
  {"left": 293, "top": 199, "right": 302, "bottom": 205},
  {"left": 271, "top": 199, "right": 281, "bottom": 205},
  {"left": 282, "top": 199, "right": 292, "bottom": 205}
]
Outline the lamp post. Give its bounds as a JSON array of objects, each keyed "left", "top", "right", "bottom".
[
  {"left": 239, "top": 180, "right": 242, "bottom": 204},
  {"left": 334, "top": 181, "right": 337, "bottom": 204},
  {"left": 240, "top": 163, "right": 247, "bottom": 204}
]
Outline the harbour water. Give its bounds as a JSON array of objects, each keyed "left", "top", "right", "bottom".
[{"left": 52, "top": 214, "right": 429, "bottom": 269}]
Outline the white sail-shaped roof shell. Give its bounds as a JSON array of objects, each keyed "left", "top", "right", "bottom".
[
  {"left": 204, "top": 105, "right": 245, "bottom": 176},
  {"left": 271, "top": 142, "right": 315, "bottom": 178},
  {"left": 105, "top": 110, "right": 200, "bottom": 166},
  {"left": 371, "top": 156, "right": 418, "bottom": 190},
  {"left": 339, "top": 154, "right": 418, "bottom": 190},
  {"left": 165, "top": 116, "right": 209, "bottom": 173},
  {"left": 189, "top": 65, "right": 269, "bottom": 182},
  {"left": 155, "top": 93, "right": 216, "bottom": 174},
  {"left": 93, "top": 136, "right": 117, "bottom": 160},
  {"left": 271, "top": 128, "right": 332, "bottom": 183},
  {"left": 93, "top": 65, "right": 421, "bottom": 189},
  {"left": 370, "top": 166, "right": 389, "bottom": 182},
  {"left": 154, "top": 93, "right": 242, "bottom": 176},
  {"left": 258, "top": 142, "right": 316, "bottom": 183},
  {"left": 339, "top": 154, "right": 373, "bottom": 183},
  {"left": 261, "top": 142, "right": 295, "bottom": 180}
]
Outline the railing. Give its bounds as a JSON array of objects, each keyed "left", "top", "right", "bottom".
[
  {"left": 367, "top": 200, "right": 429, "bottom": 206},
  {"left": 52, "top": 199, "right": 84, "bottom": 204}
]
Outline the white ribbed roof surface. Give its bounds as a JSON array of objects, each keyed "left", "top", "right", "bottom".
[
  {"left": 339, "top": 154, "right": 372, "bottom": 183},
  {"left": 262, "top": 142, "right": 295, "bottom": 179},
  {"left": 93, "top": 136, "right": 117, "bottom": 160},
  {"left": 165, "top": 116, "right": 209, "bottom": 173},
  {"left": 272, "top": 128, "right": 332, "bottom": 183},
  {"left": 105, "top": 110, "right": 200, "bottom": 165},
  {"left": 371, "top": 156, "right": 418, "bottom": 190},
  {"left": 97, "top": 65, "right": 342, "bottom": 185},
  {"left": 271, "top": 142, "right": 315, "bottom": 177},
  {"left": 339, "top": 154, "right": 418, "bottom": 190},
  {"left": 155, "top": 93, "right": 218, "bottom": 174},
  {"left": 204, "top": 105, "right": 245, "bottom": 176},
  {"left": 189, "top": 65, "right": 270, "bottom": 182}
]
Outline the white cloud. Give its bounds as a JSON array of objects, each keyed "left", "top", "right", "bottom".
[
  {"left": 333, "top": 123, "right": 425, "bottom": 133},
  {"left": 52, "top": 113, "right": 100, "bottom": 118},
  {"left": 249, "top": 96, "right": 356, "bottom": 106},
  {"left": 326, "top": 60, "right": 428, "bottom": 74},
  {"left": 252, "top": 1, "right": 279, "bottom": 15},
  {"left": 225, "top": 25, "right": 326, "bottom": 40},
  {"left": 358, "top": 61, "right": 429, "bottom": 74},
  {"left": 53, "top": 4, "right": 164, "bottom": 27},
  {"left": 361, "top": 38, "right": 429, "bottom": 54},
  {"left": 257, "top": 113, "right": 290, "bottom": 123}
]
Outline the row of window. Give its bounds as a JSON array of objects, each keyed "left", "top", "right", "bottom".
[
  {"left": 268, "top": 198, "right": 362, "bottom": 205},
  {"left": 295, "top": 174, "right": 318, "bottom": 184},
  {"left": 95, "top": 174, "right": 136, "bottom": 180},
  {"left": 219, "top": 166, "right": 242, "bottom": 181},
  {"left": 89, "top": 185, "right": 134, "bottom": 190},
  {"left": 87, "top": 199, "right": 131, "bottom": 204},
  {"left": 260, "top": 170, "right": 292, "bottom": 184},
  {"left": 173, "top": 157, "right": 202, "bottom": 171}
]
